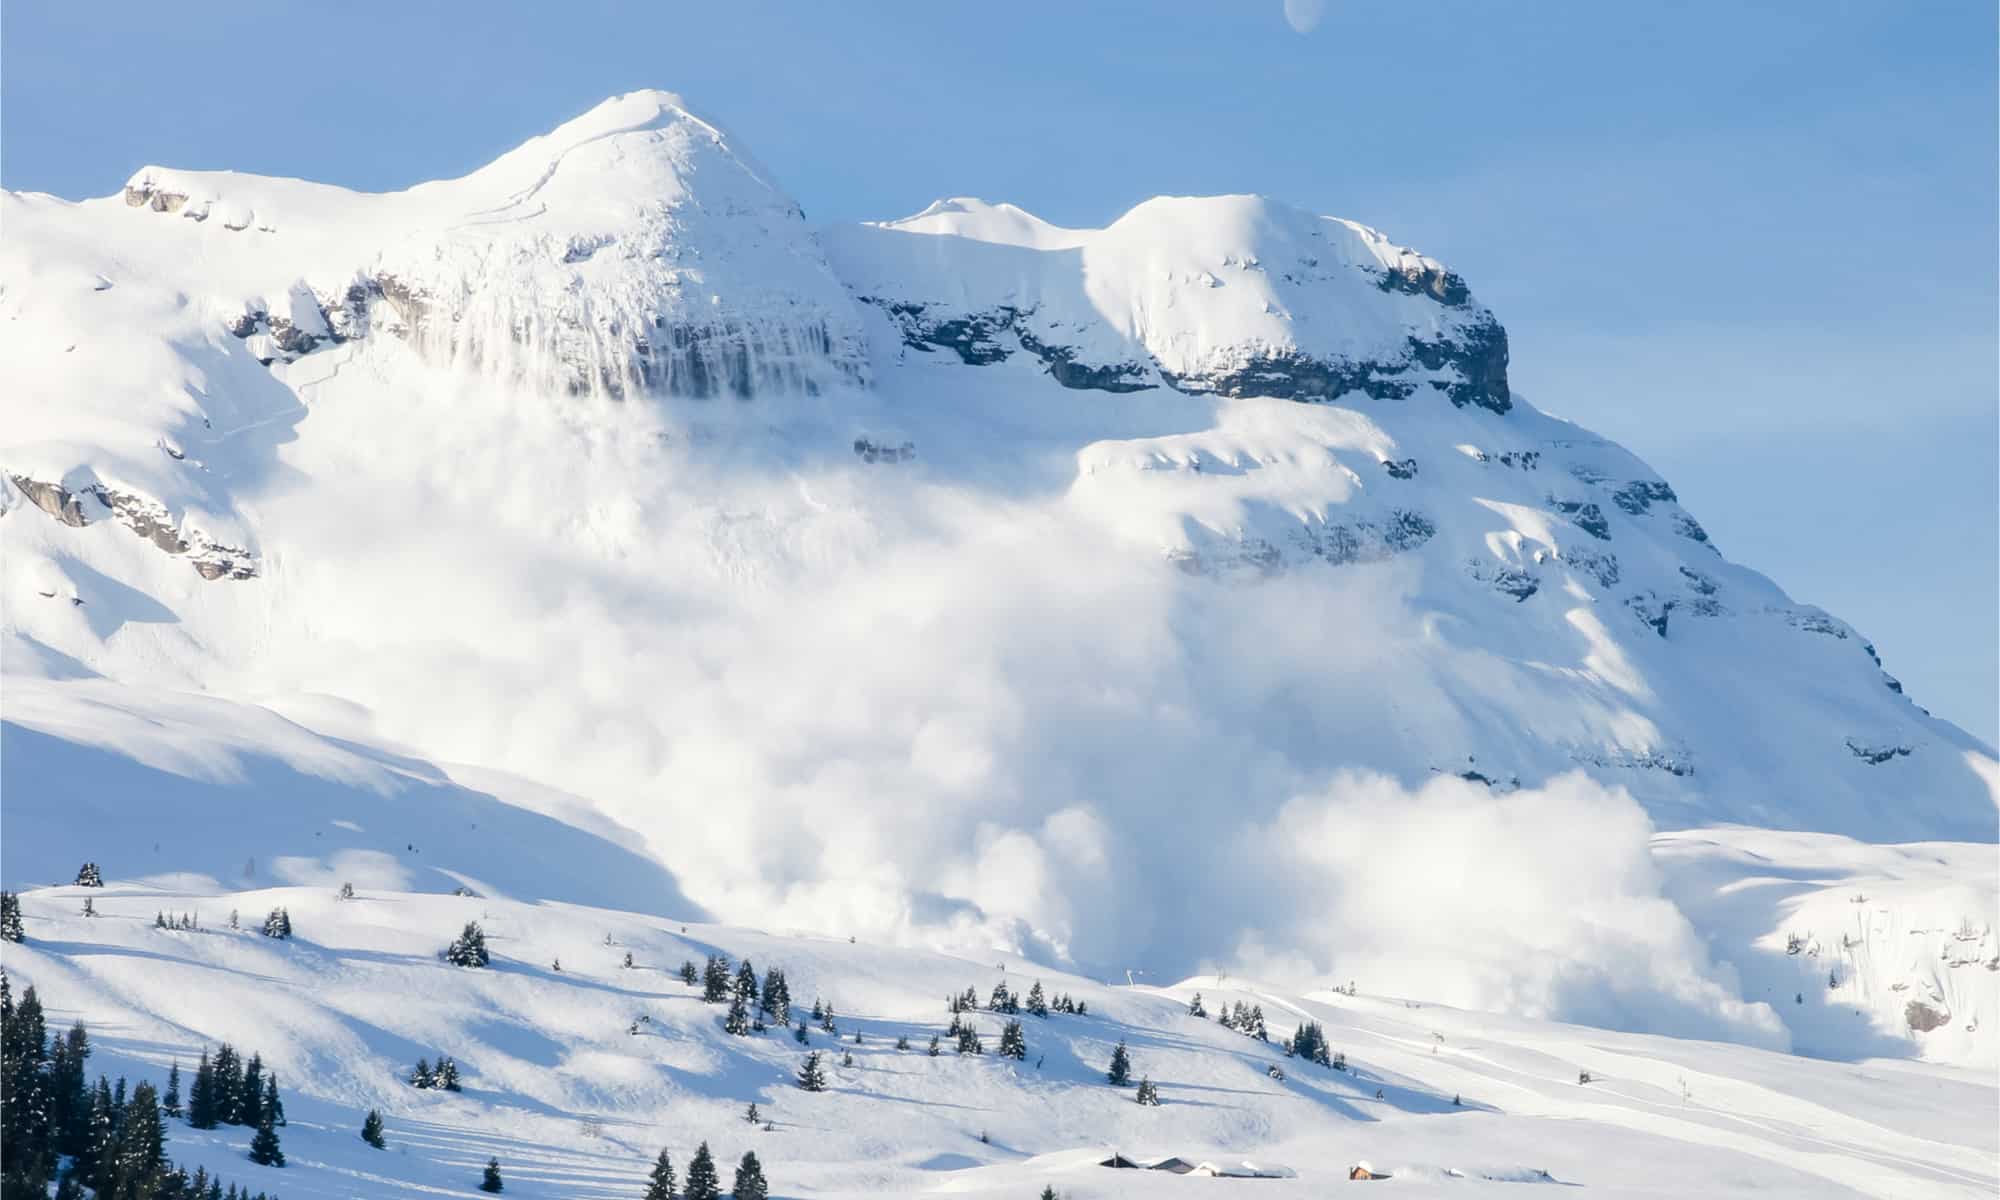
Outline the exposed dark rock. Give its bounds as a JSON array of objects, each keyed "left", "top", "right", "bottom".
[
  {"left": 1678, "top": 566, "right": 1718, "bottom": 596},
  {"left": 6, "top": 475, "right": 257, "bottom": 580},
  {"left": 1381, "top": 458, "right": 1418, "bottom": 480},
  {"left": 1785, "top": 609, "right": 1848, "bottom": 638},
  {"left": 1494, "top": 450, "right": 1539, "bottom": 470},
  {"left": 1470, "top": 562, "right": 1538, "bottom": 601},
  {"left": 1569, "top": 746, "right": 1695, "bottom": 777},
  {"left": 1372, "top": 263, "right": 1472, "bottom": 306},
  {"left": 1551, "top": 499, "right": 1611, "bottom": 541},
  {"left": 1673, "top": 513, "right": 1712, "bottom": 547},
  {"left": 1560, "top": 546, "right": 1620, "bottom": 589},
  {"left": 1905, "top": 1000, "right": 1950, "bottom": 1033},
  {"left": 1845, "top": 738, "right": 1912, "bottom": 766},
  {"left": 1625, "top": 591, "right": 1674, "bottom": 638},
  {"left": 1611, "top": 480, "right": 1678, "bottom": 515},
  {"left": 1014, "top": 328, "right": 1152, "bottom": 392}
]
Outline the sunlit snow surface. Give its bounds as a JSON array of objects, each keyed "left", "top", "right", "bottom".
[{"left": 2, "top": 91, "right": 1996, "bottom": 1193}]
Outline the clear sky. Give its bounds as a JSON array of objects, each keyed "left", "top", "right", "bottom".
[{"left": 5, "top": 1, "right": 1994, "bottom": 741}]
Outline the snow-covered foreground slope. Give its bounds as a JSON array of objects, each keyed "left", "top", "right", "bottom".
[
  {"left": 5, "top": 862, "right": 1996, "bottom": 1200},
  {"left": 3, "top": 87, "right": 1995, "bottom": 1106}
]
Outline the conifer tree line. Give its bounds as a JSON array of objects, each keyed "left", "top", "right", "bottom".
[
  {"left": 1284, "top": 1020, "right": 1334, "bottom": 1067},
  {"left": 946, "top": 981, "right": 1081, "bottom": 1018},
  {"left": 2, "top": 973, "right": 280, "bottom": 1198},
  {"left": 1215, "top": 1000, "right": 1267, "bottom": 1040},
  {"left": 640, "top": 1140, "right": 768, "bottom": 1199}
]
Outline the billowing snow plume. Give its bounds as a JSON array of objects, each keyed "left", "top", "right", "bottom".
[{"left": 3, "top": 92, "right": 1993, "bottom": 1060}]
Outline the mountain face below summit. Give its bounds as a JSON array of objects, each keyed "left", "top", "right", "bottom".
[{"left": 2, "top": 91, "right": 1993, "bottom": 985}]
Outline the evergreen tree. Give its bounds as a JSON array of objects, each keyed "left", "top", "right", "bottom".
[
  {"left": 759, "top": 967, "right": 789, "bottom": 1024},
  {"left": 259, "top": 908, "right": 292, "bottom": 940},
  {"left": 988, "top": 982, "right": 1013, "bottom": 1013},
  {"left": 239, "top": 1055, "right": 264, "bottom": 1129},
  {"left": 1187, "top": 992, "right": 1206, "bottom": 1018},
  {"left": 109, "top": 1080, "right": 168, "bottom": 1197},
  {"left": 479, "top": 1157, "right": 503, "bottom": 1193},
  {"left": 683, "top": 1141, "right": 720, "bottom": 1200},
  {"left": 793, "top": 1021, "right": 809, "bottom": 1045},
  {"left": 360, "top": 1109, "right": 386, "bottom": 1149},
  {"left": 734, "top": 959, "right": 758, "bottom": 1007},
  {"left": 48, "top": 1021, "right": 90, "bottom": 1157},
  {"left": 163, "top": 1061, "right": 182, "bottom": 1118},
  {"left": 1024, "top": 981, "right": 1047, "bottom": 1017},
  {"left": 1106, "top": 1040, "right": 1131, "bottom": 1086},
  {"left": 187, "top": 1051, "right": 218, "bottom": 1129},
  {"left": 1041, "top": 1187, "right": 1058, "bottom": 1200},
  {"left": 211, "top": 1045, "right": 243, "bottom": 1124},
  {"left": 623, "top": 951, "right": 635, "bottom": 969},
  {"left": 998, "top": 1020, "right": 1027, "bottom": 1060},
  {"left": 1, "top": 981, "right": 53, "bottom": 1190},
  {"left": 955, "top": 1025, "right": 983, "bottom": 1056},
  {"left": 819, "top": 1003, "right": 837, "bottom": 1035},
  {"left": 724, "top": 994, "right": 752, "bottom": 1036},
  {"left": 0, "top": 891, "right": 25, "bottom": 943},
  {"left": 680, "top": 960, "right": 699, "bottom": 986},
  {"left": 731, "top": 1150, "right": 769, "bottom": 1200},
  {"left": 444, "top": 922, "right": 490, "bottom": 967},
  {"left": 702, "top": 955, "right": 731, "bottom": 1003},
  {"left": 81, "top": 897, "right": 95, "bottom": 918},
  {"left": 643, "top": 1148, "right": 675, "bottom": 1200},
  {"left": 1135, "top": 1077, "right": 1160, "bottom": 1106},
  {"left": 744, "top": 1101, "right": 760, "bottom": 1124},
  {"left": 1074, "top": 1000, "right": 1087, "bottom": 1016},
  {"left": 410, "top": 1058, "right": 435, "bottom": 1089},
  {"left": 1246, "top": 1005, "right": 1267, "bottom": 1041},
  {"left": 926, "top": 1033, "right": 941, "bottom": 1056},
  {"left": 248, "top": 1116, "right": 284, "bottom": 1167},
  {"left": 263, "top": 1072, "right": 285, "bottom": 1124},
  {"left": 75, "top": 863, "right": 104, "bottom": 888},
  {"left": 796, "top": 1051, "right": 826, "bottom": 1092},
  {"left": 436, "top": 1057, "right": 462, "bottom": 1092}
]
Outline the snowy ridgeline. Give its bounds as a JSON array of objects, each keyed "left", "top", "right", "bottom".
[{"left": 3, "top": 871, "right": 1996, "bottom": 1200}]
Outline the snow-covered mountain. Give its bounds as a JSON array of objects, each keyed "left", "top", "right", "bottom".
[{"left": 3, "top": 87, "right": 1995, "bottom": 1075}]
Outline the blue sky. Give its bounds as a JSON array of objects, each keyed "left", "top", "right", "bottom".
[{"left": 5, "top": 1, "right": 1994, "bottom": 740}]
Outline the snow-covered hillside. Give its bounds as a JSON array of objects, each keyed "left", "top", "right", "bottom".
[
  {"left": 3, "top": 84, "right": 1995, "bottom": 1133},
  {"left": 4, "top": 857, "right": 1995, "bottom": 1199}
]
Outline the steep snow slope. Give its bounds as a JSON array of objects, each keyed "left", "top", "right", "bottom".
[{"left": 3, "top": 90, "right": 1994, "bottom": 1037}]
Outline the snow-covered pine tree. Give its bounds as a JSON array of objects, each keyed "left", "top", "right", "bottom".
[
  {"left": 1025, "top": 981, "right": 1047, "bottom": 1017},
  {"left": 410, "top": 1058, "right": 435, "bottom": 1089},
  {"left": 796, "top": 1051, "right": 827, "bottom": 1092},
  {"left": 1041, "top": 1187, "right": 1058, "bottom": 1200},
  {"left": 338, "top": 882, "right": 354, "bottom": 900},
  {"left": 761, "top": 967, "right": 790, "bottom": 1024},
  {"left": 163, "top": 1061, "right": 181, "bottom": 1117},
  {"left": 432, "top": 1057, "right": 458, "bottom": 1092},
  {"left": 211, "top": 1045, "right": 243, "bottom": 1125},
  {"left": 683, "top": 1142, "right": 720, "bottom": 1200},
  {"left": 1074, "top": 999, "right": 1088, "bottom": 1016},
  {"left": 479, "top": 1157, "right": 503, "bottom": 1193},
  {"left": 988, "top": 982, "right": 1012, "bottom": 1013},
  {"left": 643, "top": 1149, "right": 675, "bottom": 1200},
  {"left": 247, "top": 1116, "right": 284, "bottom": 1167},
  {"left": 724, "top": 995, "right": 752, "bottom": 1036},
  {"left": 1106, "top": 1040, "right": 1131, "bottom": 1086},
  {"left": 956, "top": 1025, "right": 983, "bottom": 1056},
  {"left": 623, "top": 952, "right": 635, "bottom": 969},
  {"left": 443, "top": 922, "right": 490, "bottom": 968},
  {"left": 927, "top": 1033, "right": 941, "bottom": 1056},
  {"left": 744, "top": 1101, "right": 760, "bottom": 1124},
  {"left": 74, "top": 863, "right": 103, "bottom": 888},
  {"left": 793, "top": 1021, "right": 809, "bottom": 1045},
  {"left": 732, "top": 1150, "right": 769, "bottom": 1200},
  {"left": 1, "top": 891, "right": 26, "bottom": 944},
  {"left": 1247, "top": 1005, "right": 1268, "bottom": 1041},
  {"left": 702, "top": 955, "right": 731, "bottom": 1003},
  {"left": 998, "top": 1020, "right": 1027, "bottom": 1060},
  {"left": 820, "top": 1002, "right": 837, "bottom": 1034},
  {"left": 80, "top": 897, "right": 94, "bottom": 918},
  {"left": 734, "top": 959, "right": 758, "bottom": 1007},
  {"left": 1187, "top": 992, "right": 1206, "bottom": 1018},
  {"left": 1136, "top": 1076, "right": 1160, "bottom": 1106},
  {"left": 360, "top": 1109, "right": 385, "bottom": 1149},
  {"left": 895, "top": 1035, "right": 910, "bottom": 1050},
  {"left": 680, "top": 960, "right": 699, "bottom": 986},
  {"left": 260, "top": 909, "right": 292, "bottom": 940}
]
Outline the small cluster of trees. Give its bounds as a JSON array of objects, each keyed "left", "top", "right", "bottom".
[
  {"left": 259, "top": 910, "right": 293, "bottom": 940},
  {"left": 1215, "top": 1001, "right": 1267, "bottom": 1040},
  {"left": 186, "top": 1044, "right": 286, "bottom": 1142},
  {"left": 407, "top": 1056, "right": 463, "bottom": 1091},
  {"left": 642, "top": 1142, "right": 767, "bottom": 1200},
  {"left": 1, "top": 974, "right": 281, "bottom": 1197},
  {"left": 1284, "top": 1020, "right": 1334, "bottom": 1067},
  {"left": 75, "top": 862, "right": 105, "bottom": 888},
  {"left": 153, "top": 912, "right": 203, "bottom": 932},
  {"left": 948, "top": 982, "right": 1083, "bottom": 1018}
]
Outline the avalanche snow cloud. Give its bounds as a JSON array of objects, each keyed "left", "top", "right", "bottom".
[{"left": 2, "top": 91, "right": 1993, "bottom": 1040}]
